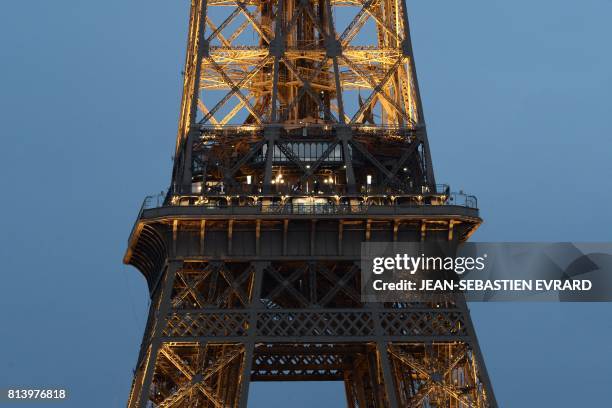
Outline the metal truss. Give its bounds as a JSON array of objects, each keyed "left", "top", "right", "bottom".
[
  {"left": 124, "top": 0, "right": 496, "bottom": 406},
  {"left": 178, "top": 0, "right": 423, "bottom": 130},
  {"left": 126, "top": 259, "right": 496, "bottom": 407},
  {"left": 171, "top": 0, "right": 436, "bottom": 198}
]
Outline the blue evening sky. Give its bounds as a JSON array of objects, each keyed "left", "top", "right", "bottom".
[{"left": 0, "top": 0, "right": 611, "bottom": 406}]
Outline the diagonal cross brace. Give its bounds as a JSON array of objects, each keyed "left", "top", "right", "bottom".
[
  {"left": 344, "top": 57, "right": 411, "bottom": 125},
  {"left": 275, "top": 142, "right": 309, "bottom": 174},
  {"left": 232, "top": 1, "right": 271, "bottom": 43},
  {"left": 280, "top": 57, "right": 337, "bottom": 123},
  {"left": 206, "top": 8, "right": 241, "bottom": 44},
  {"left": 200, "top": 55, "right": 269, "bottom": 124},
  {"left": 317, "top": 264, "right": 361, "bottom": 306},
  {"left": 266, "top": 265, "right": 311, "bottom": 307},
  {"left": 342, "top": 55, "right": 411, "bottom": 124},
  {"left": 298, "top": 140, "right": 340, "bottom": 185},
  {"left": 380, "top": 138, "right": 421, "bottom": 188},
  {"left": 218, "top": 266, "right": 254, "bottom": 307},
  {"left": 348, "top": 138, "right": 393, "bottom": 179},
  {"left": 223, "top": 140, "right": 266, "bottom": 182},
  {"left": 338, "top": 0, "right": 377, "bottom": 46}
]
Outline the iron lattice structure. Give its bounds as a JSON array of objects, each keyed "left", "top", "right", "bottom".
[{"left": 123, "top": 0, "right": 497, "bottom": 406}]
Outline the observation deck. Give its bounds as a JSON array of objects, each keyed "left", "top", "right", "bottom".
[{"left": 124, "top": 185, "right": 481, "bottom": 289}]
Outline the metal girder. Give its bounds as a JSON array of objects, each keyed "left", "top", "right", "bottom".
[
  {"left": 128, "top": 256, "right": 496, "bottom": 407},
  {"left": 174, "top": 0, "right": 428, "bottom": 146},
  {"left": 126, "top": 0, "right": 495, "bottom": 406}
]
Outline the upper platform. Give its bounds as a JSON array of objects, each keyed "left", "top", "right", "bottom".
[
  {"left": 124, "top": 185, "right": 480, "bottom": 288},
  {"left": 128, "top": 182, "right": 478, "bottom": 235}
]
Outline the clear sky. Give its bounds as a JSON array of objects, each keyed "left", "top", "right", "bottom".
[{"left": 1, "top": 0, "right": 611, "bottom": 406}]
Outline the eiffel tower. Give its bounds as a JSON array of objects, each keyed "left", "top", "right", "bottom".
[{"left": 123, "top": 0, "right": 497, "bottom": 406}]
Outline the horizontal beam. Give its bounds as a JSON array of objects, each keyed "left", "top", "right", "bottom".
[{"left": 159, "top": 336, "right": 472, "bottom": 342}]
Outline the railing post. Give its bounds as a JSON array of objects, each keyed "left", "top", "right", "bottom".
[{"left": 133, "top": 186, "right": 478, "bottom": 219}]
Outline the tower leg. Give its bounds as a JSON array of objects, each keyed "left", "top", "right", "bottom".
[
  {"left": 129, "top": 261, "right": 180, "bottom": 408},
  {"left": 237, "top": 263, "right": 266, "bottom": 408},
  {"left": 343, "top": 369, "right": 357, "bottom": 408},
  {"left": 378, "top": 342, "right": 400, "bottom": 408},
  {"left": 127, "top": 259, "right": 495, "bottom": 407}
]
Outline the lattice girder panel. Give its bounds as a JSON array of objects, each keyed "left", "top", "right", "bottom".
[
  {"left": 176, "top": 0, "right": 423, "bottom": 136},
  {"left": 257, "top": 310, "right": 375, "bottom": 337},
  {"left": 181, "top": 125, "right": 432, "bottom": 198},
  {"left": 164, "top": 311, "right": 251, "bottom": 338},
  {"left": 126, "top": 0, "right": 496, "bottom": 402},
  {"left": 252, "top": 343, "right": 364, "bottom": 381},
  {"left": 148, "top": 342, "right": 247, "bottom": 408},
  {"left": 171, "top": 262, "right": 256, "bottom": 309},
  {"left": 160, "top": 309, "right": 470, "bottom": 341},
  {"left": 260, "top": 261, "right": 362, "bottom": 308},
  {"left": 388, "top": 342, "right": 490, "bottom": 408},
  {"left": 254, "top": 345, "right": 339, "bottom": 380},
  {"left": 169, "top": 0, "right": 438, "bottom": 198},
  {"left": 127, "top": 256, "right": 494, "bottom": 407},
  {"left": 380, "top": 310, "right": 468, "bottom": 338}
]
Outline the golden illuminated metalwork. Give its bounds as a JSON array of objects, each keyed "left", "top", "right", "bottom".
[
  {"left": 123, "top": 0, "right": 496, "bottom": 406},
  {"left": 177, "top": 0, "right": 423, "bottom": 143}
]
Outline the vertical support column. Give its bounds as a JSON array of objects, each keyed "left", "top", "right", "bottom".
[
  {"left": 376, "top": 342, "right": 400, "bottom": 408},
  {"left": 393, "top": 219, "right": 399, "bottom": 242},
  {"left": 172, "top": 220, "right": 178, "bottom": 256},
  {"left": 283, "top": 219, "right": 289, "bottom": 255},
  {"left": 263, "top": 128, "right": 279, "bottom": 193},
  {"left": 255, "top": 219, "right": 261, "bottom": 255},
  {"left": 238, "top": 262, "right": 267, "bottom": 408},
  {"left": 270, "top": 57, "right": 281, "bottom": 122},
  {"left": 393, "top": 220, "right": 400, "bottom": 242},
  {"left": 338, "top": 127, "right": 356, "bottom": 193},
  {"left": 228, "top": 219, "right": 234, "bottom": 255},
  {"left": 199, "top": 219, "right": 206, "bottom": 255},
  {"left": 269, "top": 0, "right": 283, "bottom": 123},
  {"left": 398, "top": 0, "right": 436, "bottom": 186},
  {"left": 180, "top": 130, "right": 196, "bottom": 191},
  {"left": 368, "top": 350, "right": 387, "bottom": 407},
  {"left": 324, "top": 0, "right": 346, "bottom": 125},
  {"left": 352, "top": 359, "right": 369, "bottom": 408},
  {"left": 187, "top": 0, "right": 208, "bottom": 129},
  {"left": 308, "top": 262, "right": 317, "bottom": 305},
  {"left": 370, "top": 302, "right": 399, "bottom": 408},
  {"left": 175, "top": 0, "right": 207, "bottom": 160},
  {"left": 310, "top": 220, "right": 317, "bottom": 255},
  {"left": 455, "top": 295, "right": 499, "bottom": 408},
  {"left": 263, "top": 0, "right": 284, "bottom": 194},
  {"left": 343, "top": 370, "right": 357, "bottom": 408},
  {"left": 338, "top": 220, "right": 344, "bottom": 256},
  {"left": 131, "top": 260, "right": 182, "bottom": 408},
  {"left": 174, "top": 0, "right": 207, "bottom": 191},
  {"left": 392, "top": 219, "right": 400, "bottom": 255},
  {"left": 332, "top": 58, "right": 345, "bottom": 121}
]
